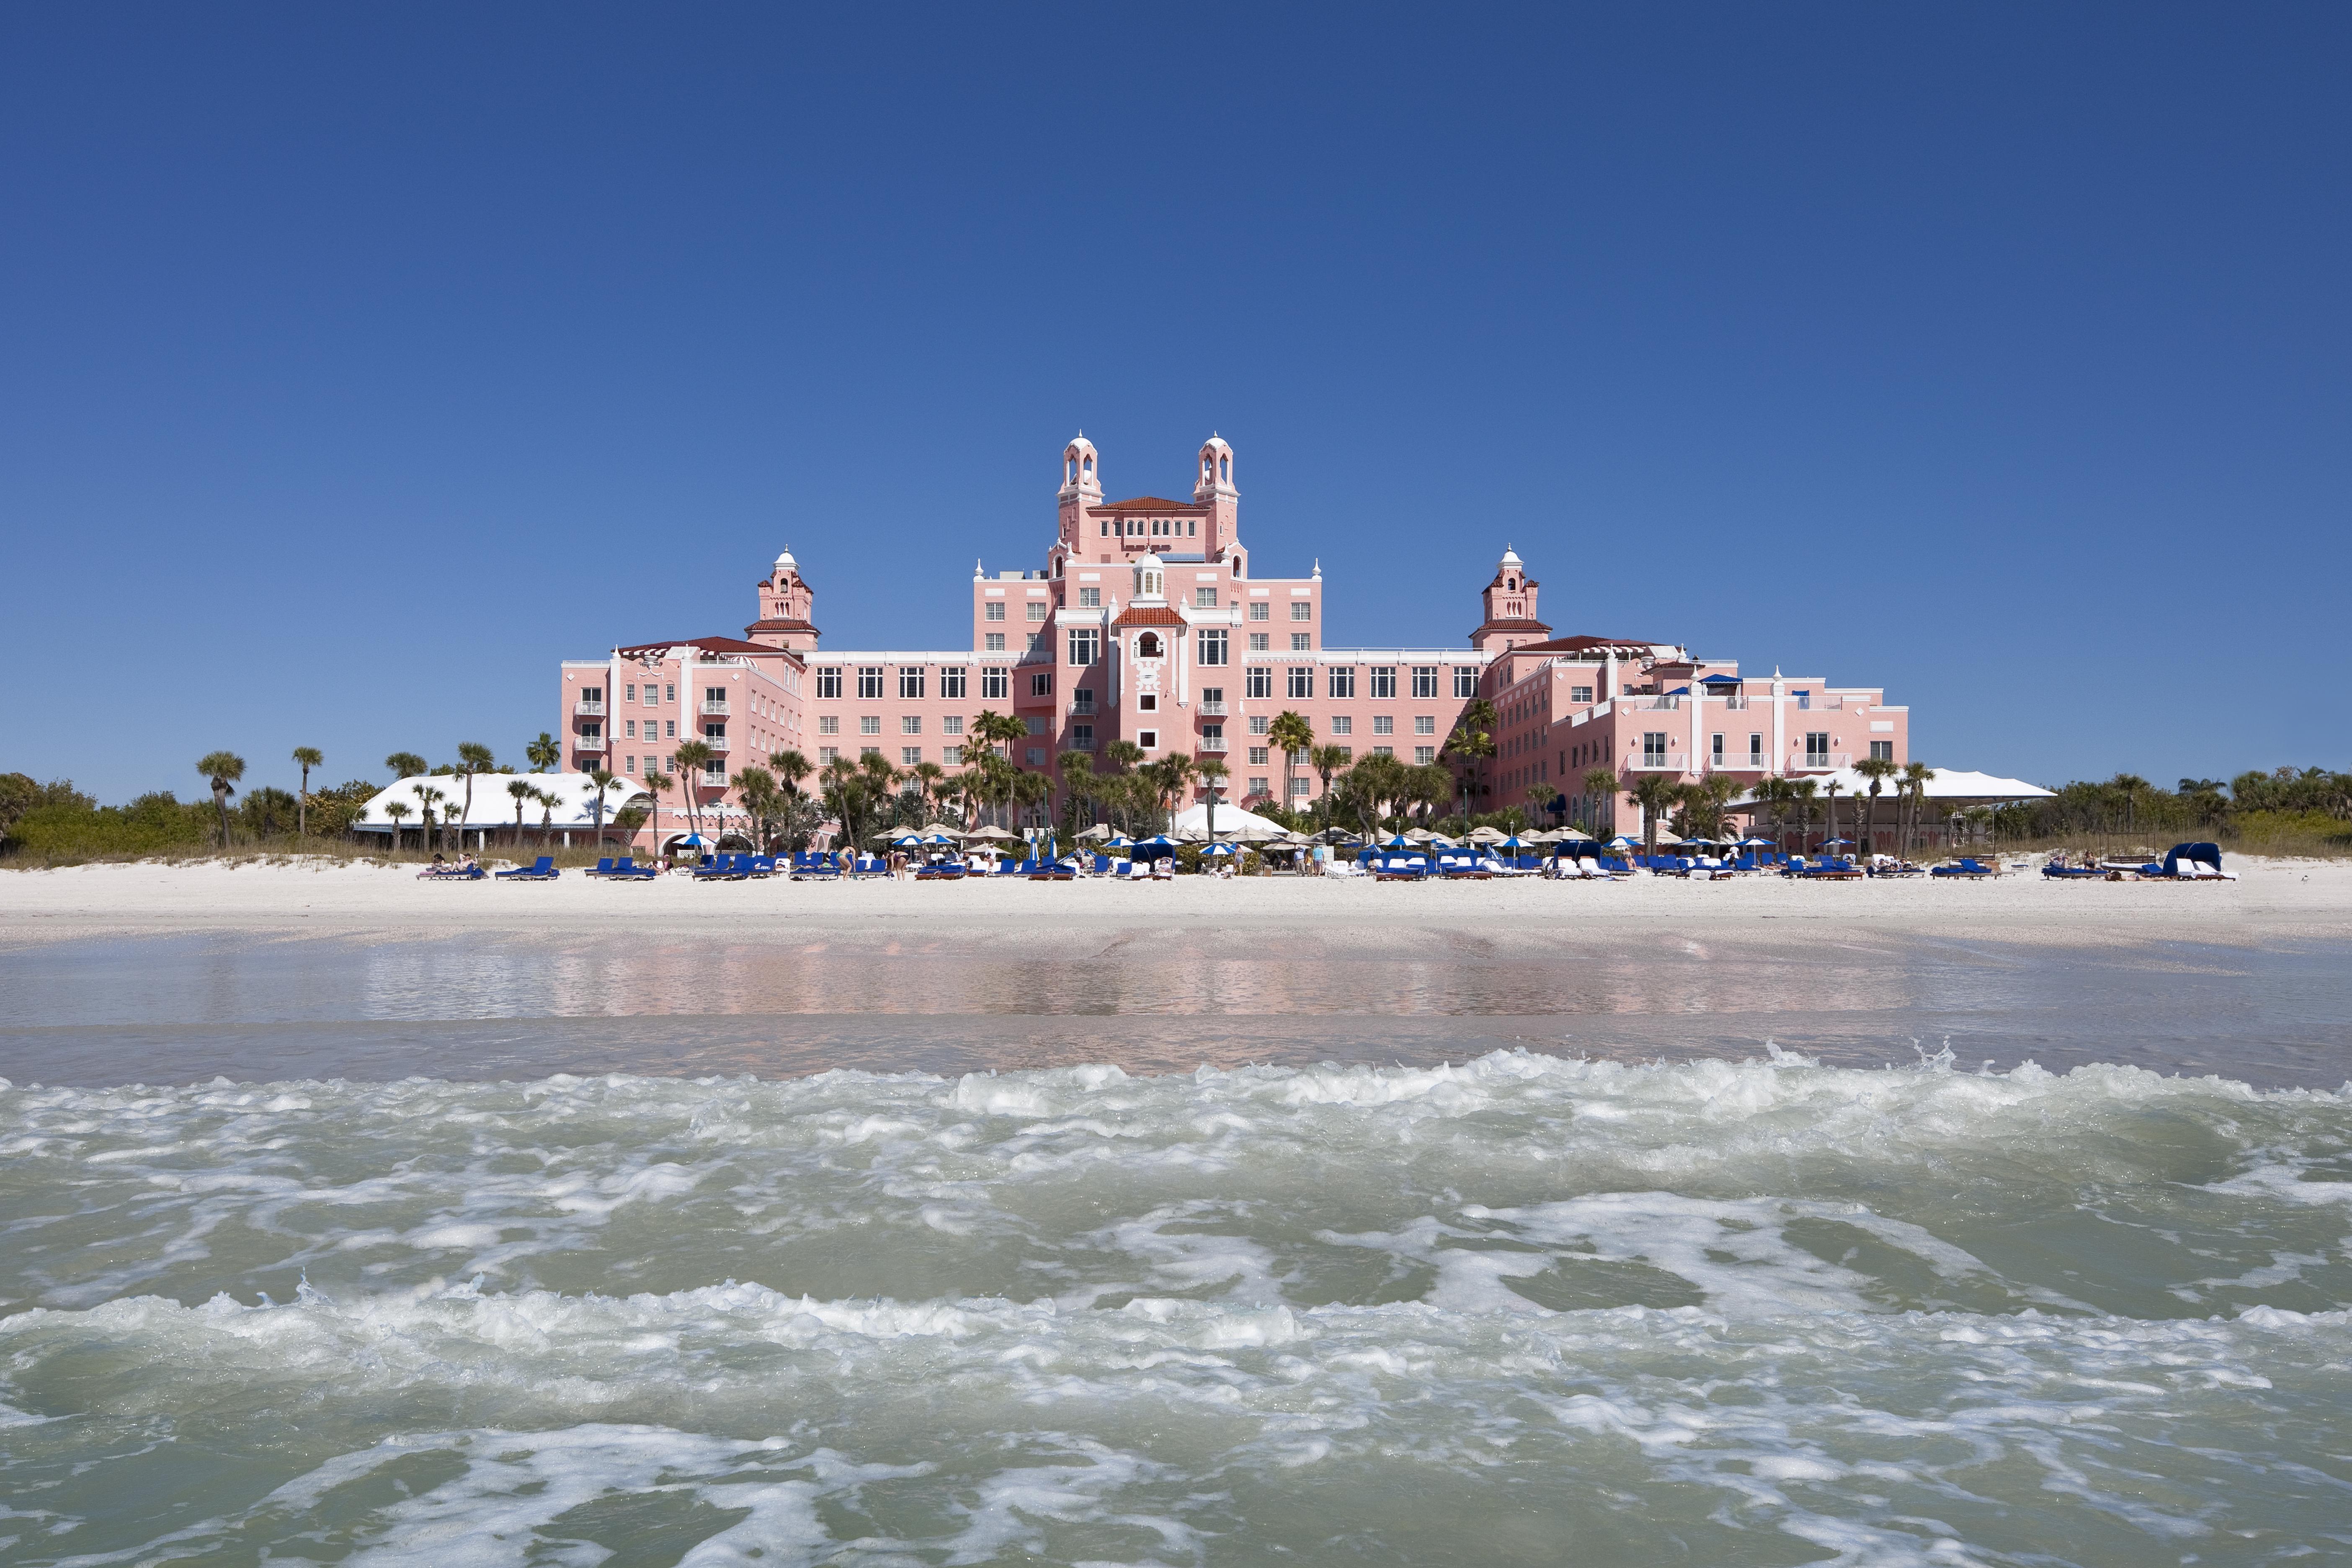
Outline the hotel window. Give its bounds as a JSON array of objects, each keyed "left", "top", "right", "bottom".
[
  {"left": 1870, "top": 740, "right": 1895, "bottom": 762},
  {"left": 1248, "top": 632, "right": 1269, "bottom": 652},
  {"left": 1749, "top": 734, "right": 1764, "bottom": 765},
  {"left": 818, "top": 715, "right": 839, "bottom": 735},
  {"left": 664, "top": 720, "right": 676, "bottom": 738},
  {"left": 1197, "top": 629, "right": 1228, "bottom": 666},
  {"left": 1068, "top": 628, "right": 1100, "bottom": 665},
  {"left": 1370, "top": 666, "right": 1396, "bottom": 699},
  {"left": 1188, "top": 520, "right": 1197, "bottom": 536},
  {"left": 982, "top": 668, "right": 1008, "bottom": 699},
  {"left": 1332, "top": 746, "right": 1352, "bottom": 763},
  {"left": 623, "top": 755, "right": 635, "bottom": 773},
  {"left": 1372, "top": 714, "right": 1394, "bottom": 735},
  {"left": 1414, "top": 746, "right": 1436, "bottom": 764},
  {"left": 1247, "top": 668, "right": 1273, "bottom": 699},
  {"left": 1570, "top": 684, "right": 1594, "bottom": 705},
  {"left": 901, "top": 747, "right": 922, "bottom": 765},
  {"left": 1287, "top": 666, "right": 1314, "bottom": 699},
  {"left": 1137, "top": 730, "right": 1158, "bottom": 750},
  {"left": 1328, "top": 667, "right": 1355, "bottom": 699},
  {"left": 1411, "top": 666, "right": 1439, "bottom": 698},
  {"left": 985, "top": 602, "right": 1005, "bottom": 622},
  {"left": 856, "top": 667, "right": 883, "bottom": 699},
  {"left": 1711, "top": 732, "right": 1725, "bottom": 767},
  {"left": 1805, "top": 731, "right": 1830, "bottom": 766},
  {"left": 624, "top": 683, "right": 637, "bottom": 702},
  {"left": 625, "top": 720, "right": 637, "bottom": 738},
  {"left": 818, "top": 746, "right": 838, "bottom": 763},
  {"left": 939, "top": 667, "right": 966, "bottom": 699},
  {"left": 1249, "top": 746, "right": 1270, "bottom": 766},
  {"left": 1797, "top": 690, "right": 1812, "bottom": 710},
  {"left": 815, "top": 668, "right": 841, "bottom": 699},
  {"left": 1644, "top": 732, "right": 1669, "bottom": 766},
  {"left": 1100, "top": 521, "right": 1111, "bottom": 536},
  {"left": 1195, "top": 587, "right": 1218, "bottom": 608},
  {"left": 861, "top": 747, "right": 880, "bottom": 759},
  {"left": 1290, "top": 600, "right": 1312, "bottom": 621},
  {"left": 659, "top": 684, "right": 673, "bottom": 703},
  {"left": 1078, "top": 587, "right": 1099, "bottom": 607},
  {"left": 1248, "top": 601, "right": 1269, "bottom": 621},
  {"left": 942, "top": 746, "right": 963, "bottom": 766},
  {"left": 1290, "top": 633, "right": 1312, "bottom": 652},
  {"left": 1374, "top": 745, "right": 1394, "bottom": 758},
  {"left": 1414, "top": 715, "right": 1436, "bottom": 736},
  {"left": 663, "top": 755, "right": 676, "bottom": 773},
  {"left": 1202, "top": 722, "right": 1223, "bottom": 749},
  {"left": 1454, "top": 668, "right": 1477, "bottom": 698},
  {"left": 943, "top": 715, "right": 965, "bottom": 736},
  {"left": 1071, "top": 723, "right": 1094, "bottom": 750},
  {"left": 1290, "top": 777, "right": 1311, "bottom": 798},
  {"left": 901, "top": 715, "right": 921, "bottom": 735},
  {"left": 702, "top": 723, "right": 725, "bottom": 744},
  {"left": 1331, "top": 715, "right": 1352, "bottom": 736},
  {"left": 1248, "top": 776, "right": 1269, "bottom": 796},
  {"left": 859, "top": 715, "right": 881, "bottom": 736},
  {"left": 1248, "top": 715, "right": 1269, "bottom": 735},
  {"left": 898, "top": 667, "right": 925, "bottom": 699},
  {"left": 1026, "top": 601, "right": 1047, "bottom": 622},
  {"left": 1138, "top": 694, "right": 1157, "bottom": 712},
  {"left": 1071, "top": 688, "right": 1095, "bottom": 714},
  {"left": 985, "top": 633, "right": 1006, "bottom": 651},
  {"left": 1027, "top": 633, "right": 1042, "bottom": 652},
  {"left": 1030, "top": 671, "right": 1052, "bottom": 697}
]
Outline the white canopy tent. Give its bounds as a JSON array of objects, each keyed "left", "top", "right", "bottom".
[
  {"left": 1728, "top": 768, "right": 2054, "bottom": 811},
  {"left": 1168, "top": 802, "right": 1293, "bottom": 841},
  {"left": 354, "top": 774, "right": 652, "bottom": 848}
]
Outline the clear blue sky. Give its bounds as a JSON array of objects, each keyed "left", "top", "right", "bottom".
[{"left": 4, "top": 5, "right": 2345, "bottom": 803}]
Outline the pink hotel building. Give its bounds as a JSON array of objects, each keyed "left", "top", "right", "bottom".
[{"left": 558, "top": 435, "right": 1908, "bottom": 848}]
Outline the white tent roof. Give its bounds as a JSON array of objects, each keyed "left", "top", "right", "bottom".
[
  {"left": 1729, "top": 767, "right": 2054, "bottom": 809},
  {"left": 1168, "top": 802, "right": 1292, "bottom": 841},
  {"left": 356, "top": 773, "right": 652, "bottom": 830}
]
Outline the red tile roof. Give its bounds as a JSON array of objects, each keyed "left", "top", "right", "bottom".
[
  {"left": 1098, "top": 496, "right": 1199, "bottom": 511},
  {"left": 616, "top": 634, "right": 792, "bottom": 657},
  {"left": 744, "top": 617, "right": 819, "bottom": 634},
  {"left": 1111, "top": 605, "right": 1189, "bottom": 628},
  {"left": 1508, "top": 633, "right": 1672, "bottom": 654}
]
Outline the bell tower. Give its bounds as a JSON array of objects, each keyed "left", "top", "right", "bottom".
[
  {"left": 1470, "top": 546, "right": 1548, "bottom": 654},
  {"left": 745, "top": 548, "right": 821, "bottom": 651},
  {"left": 1058, "top": 434, "right": 1102, "bottom": 557},
  {"left": 1194, "top": 433, "right": 1239, "bottom": 559}
]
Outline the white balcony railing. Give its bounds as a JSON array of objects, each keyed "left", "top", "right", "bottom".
[
  {"left": 1633, "top": 753, "right": 1687, "bottom": 772},
  {"left": 1790, "top": 752, "right": 1850, "bottom": 771},
  {"left": 701, "top": 735, "right": 730, "bottom": 753},
  {"left": 574, "top": 700, "right": 605, "bottom": 715},
  {"left": 574, "top": 733, "right": 606, "bottom": 750},
  {"left": 701, "top": 699, "right": 730, "bottom": 715},
  {"left": 1198, "top": 700, "right": 1227, "bottom": 716},
  {"left": 1198, "top": 738, "right": 1229, "bottom": 753}
]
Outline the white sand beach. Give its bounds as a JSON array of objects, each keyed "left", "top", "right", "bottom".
[{"left": 3, "top": 855, "right": 2347, "bottom": 952}]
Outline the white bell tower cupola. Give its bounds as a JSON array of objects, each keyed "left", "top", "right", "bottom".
[
  {"left": 1131, "top": 552, "right": 1167, "bottom": 605},
  {"left": 1194, "top": 432, "right": 1240, "bottom": 560},
  {"left": 1058, "top": 433, "right": 1103, "bottom": 556}
]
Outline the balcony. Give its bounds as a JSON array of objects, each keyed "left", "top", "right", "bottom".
[
  {"left": 1198, "top": 738, "right": 1228, "bottom": 753},
  {"left": 1790, "top": 752, "right": 1850, "bottom": 772},
  {"left": 574, "top": 699, "right": 606, "bottom": 716},
  {"left": 1633, "top": 753, "right": 1687, "bottom": 772},
  {"left": 574, "top": 732, "right": 606, "bottom": 751},
  {"left": 700, "top": 735, "right": 731, "bottom": 753},
  {"left": 701, "top": 699, "right": 731, "bottom": 715},
  {"left": 1198, "top": 699, "right": 1227, "bottom": 716}
]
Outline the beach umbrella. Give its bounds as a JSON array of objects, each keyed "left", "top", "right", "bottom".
[
  {"left": 890, "top": 832, "right": 925, "bottom": 847},
  {"left": 1465, "top": 825, "right": 1508, "bottom": 844},
  {"left": 1498, "top": 835, "right": 1524, "bottom": 850},
  {"left": 1604, "top": 834, "right": 1640, "bottom": 849},
  {"left": 1736, "top": 835, "right": 1774, "bottom": 847},
  {"left": 1553, "top": 827, "right": 1594, "bottom": 842},
  {"left": 1403, "top": 828, "right": 1434, "bottom": 843},
  {"left": 1822, "top": 837, "right": 1854, "bottom": 847},
  {"left": 1202, "top": 841, "right": 1238, "bottom": 856},
  {"left": 1076, "top": 823, "right": 1114, "bottom": 841},
  {"left": 966, "top": 824, "right": 1018, "bottom": 841}
]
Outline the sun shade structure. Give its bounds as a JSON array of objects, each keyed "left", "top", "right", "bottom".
[{"left": 356, "top": 774, "right": 651, "bottom": 832}]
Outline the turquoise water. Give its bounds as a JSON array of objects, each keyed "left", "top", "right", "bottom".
[{"left": 0, "top": 936, "right": 2347, "bottom": 1564}]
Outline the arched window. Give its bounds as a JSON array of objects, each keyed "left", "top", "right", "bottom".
[
  {"left": 1082, "top": 455, "right": 1093, "bottom": 476},
  {"left": 1137, "top": 632, "right": 1162, "bottom": 659},
  {"left": 1220, "top": 454, "right": 1229, "bottom": 482}
]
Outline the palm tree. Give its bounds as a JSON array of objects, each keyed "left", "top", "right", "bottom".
[
  {"left": 385, "top": 751, "right": 427, "bottom": 782},
  {"left": 526, "top": 732, "right": 560, "bottom": 773},
  {"left": 672, "top": 739, "right": 714, "bottom": 840},
  {"left": 640, "top": 769, "right": 673, "bottom": 855},
  {"left": 196, "top": 752, "right": 246, "bottom": 848},
  {"left": 414, "top": 783, "right": 448, "bottom": 855},
  {"left": 910, "top": 760, "right": 945, "bottom": 818},
  {"left": 531, "top": 786, "right": 559, "bottom": 845},
  {"left": 1581, "top": 766, "right": 1620, "bottom": 837},
  {"left": 1787, "top": 779, "right": 1819, "bottom": 854},
  {"left": 1821, "top": 775, "right": 1845, "bottom": 856},
  {"left": 1441, "top": 701, "right": 1497, "bottom": 825},
  {"left": 506, "top": 777, "right": 534, "bottom": 842},
  {"left": 1407, "top": 763, "right": 1453, "bottom": 828},
  {"left": 734, "top": 765, "right": 780, "bottom": 851},
  {"left": 584, "top": 767, "right": 622, "bottom": 848},
  {"left": 1308, "top": 743, "right": 1349, "bottom": 833},
  {"left": 1196, "top": 755, "right": 1230, "bottom": 839},
  {"left": 1629, "top": 773, "right": 1679, "bottom": 860},
  {"left": 292, "top": 746, "right": 323, "bottom": 838},
  {"left": 381, "top": 798, "right": 412, "bottom": 851},
  {"left": 1056, "top": 750, "right": 1096, "bottom": 829},
  {"left": 1899, "top": 761, "right": 1936, "bottom": 859},
  {"left": 1854, "top": 756, "right": 1898, "bottom": 856},
  {"left": 768, "top": 748, "right": 812, "bottom": 801},
  {"left": 1267, "top": 711, "right": 1314, "bottom": 819},
  {"left": 454, "top": 742, "right": 495, "bottom": 855},
  {"left": 1750, "top": 775, "right": 1793, "bottom": 855}
]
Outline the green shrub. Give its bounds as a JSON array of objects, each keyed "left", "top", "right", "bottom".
[{"left": 10, "top": 792, "right": 212, "bottom": 858}]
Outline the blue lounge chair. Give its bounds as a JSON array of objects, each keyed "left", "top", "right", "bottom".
[
  {"left": 693, "top": 854, "right": 748, "bottom": 880},
  {"left": 495, "top": 856, "right": 560, "bottom": 881},
  {"left": 585, "top": 857, "right": 617, "bottom": 877},
  {"left": 604, "top": 856, "right": 655, "bottom": 880},
  {"left": 1930, "top": 857, "right": 1998, "bottom": 879}
]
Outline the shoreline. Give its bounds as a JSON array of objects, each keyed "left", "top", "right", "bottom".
[{"left": 3, "top": 855, "right": 2349, "bottom": 952}]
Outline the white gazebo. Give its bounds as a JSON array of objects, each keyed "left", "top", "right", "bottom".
[
  {"left": 354, "top": 774, "right": 652, "bottom": 850},
  {"left": 1168, "top": 802, "right": 1293, "bottom": 841}
]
